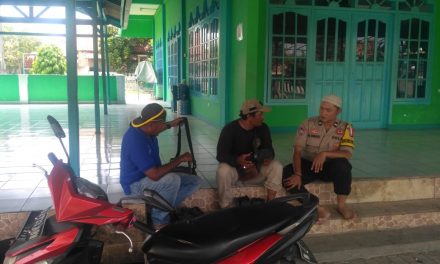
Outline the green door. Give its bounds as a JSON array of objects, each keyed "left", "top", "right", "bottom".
[
  {"left": 309, "top": 13, "right": 391, "bottom": 128},
  {"left": 348, "top": 15, "right": 391, "bottom": 128},
  {"left": 309, "top": 13, "right": 351, "bottom": 119}
]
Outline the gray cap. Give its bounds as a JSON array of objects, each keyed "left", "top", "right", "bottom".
[{"left": 131, "top": 103, "right": 166, "bottom": 127}]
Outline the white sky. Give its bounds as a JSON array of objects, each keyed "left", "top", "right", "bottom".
[{"left": 0, "top": 5, "right": 94, "bottom": 53}]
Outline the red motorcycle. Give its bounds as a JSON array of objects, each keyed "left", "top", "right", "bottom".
[{"left": 3, "top": 115, "right": 319, "bottom": 264}]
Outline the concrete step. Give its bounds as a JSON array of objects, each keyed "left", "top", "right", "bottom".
[
  {"left": 304, "top": 225, "right": 440, "bottom": 263},
  {"left": 182, "top": 176, "right": 440, "bottom": 212},
  {"left": 310, "top": 198, "right": 440, "bottom": 235},
  {"left": 1, "top": 178, "right": 439, "bottom": 241},
  {"left": 309, "top": 176, "right": 440, "bottom": 205}
]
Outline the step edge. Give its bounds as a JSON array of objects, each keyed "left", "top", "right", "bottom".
[{"left": 313, "top": 240, "right": 440, "bottom": 263}]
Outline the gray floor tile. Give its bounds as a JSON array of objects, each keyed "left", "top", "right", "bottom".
[
  {"left": 21, "top": 197, "right": 53, "bottom": 211},
  {"left": 0, "top": 199, "right": 27, "bottom": 213}
]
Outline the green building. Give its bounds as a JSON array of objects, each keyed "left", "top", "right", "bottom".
[{"left": 124, "top": 0, "right": 439, "bottom": 130}]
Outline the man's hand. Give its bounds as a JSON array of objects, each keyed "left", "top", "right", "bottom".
[
  {"left": 261, "top": 158, "right": 272, "bottom": 166},
  {"left": 283, "top": 174, "right": 302, "bottom": 190},
  {"left": 169, "top": 117, "right": 184, "bottom": 128},
  {"left": 239, "top": 166, "right": 258, "bottom": 181},
  {"left": 237, "top": 153, "right": 255, "bottom": 169},
  {"left": 311, "top": 152, "right": 327, "bottom": 173},
  {"left": 178, "top": 152, "right": 193, "bottom": 163}
]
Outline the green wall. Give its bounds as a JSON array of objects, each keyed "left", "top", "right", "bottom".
[
  {"left": 0, "top": 75, "right": 19, "bottom": 102},
  {"left": 181, "top": 0, "right": 222, "bottom": 126},
  {"left": 162, "top": 0, "right": 183, "bottom": 103},
  {"left": 229, "top": 0, "right": 256, "bottom": 121},
  {"left": 390, "top": 7, "right": 440, "bottom": 127},
  {"left": 121, "top": 15, "right": 155, "bottom": 38},
  {"left": 154, "top": 5, "right": 166, "bottom": 101},
  {"left": 148, "top": 0, "right": 440, "bottom": 129},
  {"left": 228, "top": 0, "right": 306, "bottom": 129},
  {"left": 27, "top": 75, "right": 118, "bottom": 103}
]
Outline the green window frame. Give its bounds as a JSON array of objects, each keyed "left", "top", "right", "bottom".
[
  {"left": 188, "top": 9, "right": 219, "bottom": 97},
  {"left": 168, "top": 28, "right": 181, "bottom": 88},
  {"left": 267, "top": 9, "right": 309, "bottom": 103},
  {"left": 267, "top": 0, "right": 434, "bottom": 105},
  {"left": 155, "top": 39, "right": 163, "bottom": 85},
  {"left": 395, "top": 17, "right": 432, "bottom": 101}
]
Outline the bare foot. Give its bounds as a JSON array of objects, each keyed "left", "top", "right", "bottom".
[
  {"left": 337, "top": 206, "right": 356, "bottom": 220},
  {"left": 316, "top": 206, "right": 331, "bottom": 224}
]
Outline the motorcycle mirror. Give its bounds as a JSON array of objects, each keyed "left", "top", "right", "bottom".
[
  {"left": 47, "top": 115, "right": 70, "bottom": 163},
  {"left": 47, "top": 115, "right": 66, "bottom": 139}
]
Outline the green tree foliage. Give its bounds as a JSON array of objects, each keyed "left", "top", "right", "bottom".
[
  {"left": 3, "top": 34, "right": 42, "bottom": 73},
  {"left": 107, "top": 26, "right": 153, "bottom": 74},
  {"left": 31, "top": 45, "right": 67, "bottom": 74}
]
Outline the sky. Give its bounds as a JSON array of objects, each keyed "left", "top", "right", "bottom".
[{"left": 0, "top": 5, "right": 94, "bottom": 53}]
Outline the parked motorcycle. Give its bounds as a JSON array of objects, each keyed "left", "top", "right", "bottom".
[{"left": 3, "top": 115, "right": 319, "bottom": 264}]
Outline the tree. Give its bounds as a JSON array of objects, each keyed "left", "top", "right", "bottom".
[
  {"left": 31, "top": 45, "right": 67, "bottom": 74},
  {"left": 107, "top": 25, "right": 153, "bottom": 74},
  {"left": 3, "top": 33, "right": 42, "bottom": 73}
]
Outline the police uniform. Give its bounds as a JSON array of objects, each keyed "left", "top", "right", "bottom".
[{"left": 283, "top": 116, "right": 355, "bottom": 196}]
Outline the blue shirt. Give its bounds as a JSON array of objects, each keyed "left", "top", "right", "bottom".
[{"left": 120, "top": 126, "right": 161, "bottom": 194}]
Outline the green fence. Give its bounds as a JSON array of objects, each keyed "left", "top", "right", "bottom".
[
  {"left": 0, "top": 75, "right": 20, "bottom": 101},
  {"left": 0, "top": 74, "right": 125, "bottom": 103}
]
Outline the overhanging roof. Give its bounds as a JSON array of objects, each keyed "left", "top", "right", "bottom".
[
  {"left": 0, "top": 0, "right": 133, "bottom": 28},
  {"left": 104, "top": 0, "right": 160, "bottom": 29}
]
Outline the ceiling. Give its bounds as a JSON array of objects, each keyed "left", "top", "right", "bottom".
[{"left": 129, "top": 3, "right": 160, "bottom": 16}]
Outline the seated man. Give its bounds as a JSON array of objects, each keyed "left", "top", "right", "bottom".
[
  {"left": 216, "top": 99, "right": 283, "bottom": 208},
  {"left": 283, "top": 95, "right": 355, "bottom": 221},
  {"left": 120, "top": 103, "right": 201, "bottom": 229}
]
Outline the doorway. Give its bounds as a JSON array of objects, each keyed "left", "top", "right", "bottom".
[{"left": 309, "top": 13, "right": 392, "bottom": 128}]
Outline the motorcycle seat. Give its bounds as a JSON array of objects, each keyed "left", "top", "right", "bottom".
[{"left": 143, "top": 201, "right": 304, "bottom": 263}]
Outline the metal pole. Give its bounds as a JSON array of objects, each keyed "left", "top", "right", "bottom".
[
  {"left": 104, "top": 25, "right": 111, "bottom": 105},
  {"left": 65, "top": 0, "right": 80, "bottom": 176},
  {"left": 99, "top": 21, "right": 108, "bottom": 114},
  {"left": 92, "top": 13, "right": 101, "bottom": 134}
]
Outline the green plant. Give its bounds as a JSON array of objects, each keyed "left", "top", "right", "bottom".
[
  {"left": 31, "top": 45, "right": 67, "bottom": 74},
  {"left": 3, "top": 32, "right": 42, "bottom": 73},
  {"left": 107, "top": 26, "right": 153, "bottom": 74}
]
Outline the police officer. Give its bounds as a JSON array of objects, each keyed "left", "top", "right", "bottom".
[{"left": 283, "top": 95, "right": 355, "bottom": 221}]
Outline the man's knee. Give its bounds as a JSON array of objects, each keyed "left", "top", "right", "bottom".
[
  {"left": 216, "top": 163, "right": 235, "bottom": 179},
  {"left": 328, "top": 158, "right": 352, "bottom": 173},
  {"left": 263, "top": 160, "right": 283, "bottom": 192},
  {"left": 161, "top": 172, "right": 181, "bottom": 186}
]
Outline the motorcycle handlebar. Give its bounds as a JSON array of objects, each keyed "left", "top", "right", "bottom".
[{"left": 48, "top": 152, "right": 59, "bottom": 165}]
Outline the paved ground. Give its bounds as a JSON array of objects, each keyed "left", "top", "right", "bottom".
[
  {"left": 323, "top": 250, "right": 440, "bottom": 264},
  {"left": 306, "top": 225, "right": 440, "bottom": 264}
]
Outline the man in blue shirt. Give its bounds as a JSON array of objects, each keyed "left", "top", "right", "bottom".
[{"left": 120, "top": 103, "right": 201, "bottom": 229}]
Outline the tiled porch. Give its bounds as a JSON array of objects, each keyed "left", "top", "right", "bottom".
[{"left": 0, "top": 102, "right": 439, "bottom": 213}]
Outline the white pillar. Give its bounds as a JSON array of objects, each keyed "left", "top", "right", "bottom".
[{"left": 18, "top": 74, "right": 28, "bottom": 103}]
